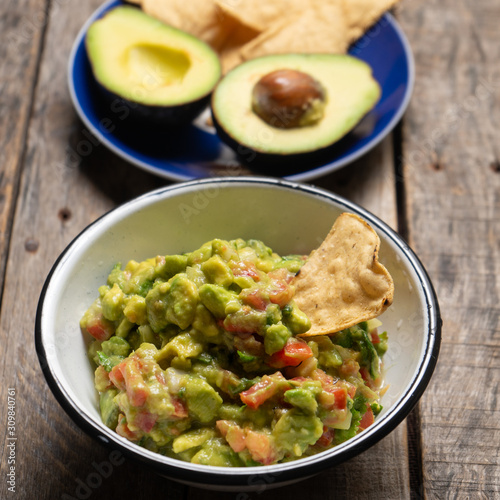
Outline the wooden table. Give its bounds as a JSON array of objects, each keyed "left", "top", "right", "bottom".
[{"left": 1, "top": 0, "right": 499, "bottom": 498}]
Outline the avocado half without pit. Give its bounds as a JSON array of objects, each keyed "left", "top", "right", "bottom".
[
  {"left": 85, "top": 6, "right": 221, "bottom": 124},
  {"left": 211, "top": 54, "right": 381, "bottom": 165}
]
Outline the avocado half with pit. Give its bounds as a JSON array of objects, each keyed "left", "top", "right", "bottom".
[
  {"left": 211, "top": 54, "right": 381, "bottom": 165},
  {"left": 86, "top": 6, "right": 221, "bottom": 124}
]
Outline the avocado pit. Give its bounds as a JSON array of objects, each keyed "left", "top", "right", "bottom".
[{"left": 251, "top": 69, "right": 327, "bottom": 129}]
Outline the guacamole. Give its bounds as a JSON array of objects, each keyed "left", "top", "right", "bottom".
[{"left": 81, "top": 238, "right": 388, "bottom": 466}]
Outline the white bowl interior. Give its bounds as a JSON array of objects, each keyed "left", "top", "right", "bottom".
[{"left": 39, "top": 179, "right": 433, "bottom": 479}]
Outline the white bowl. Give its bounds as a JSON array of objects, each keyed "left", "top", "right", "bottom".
[{"left": 36, "top": 177, "right": 441, "bottom": 491}]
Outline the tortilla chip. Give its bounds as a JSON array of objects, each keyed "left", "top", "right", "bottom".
[
  {"left": 219, "top": 23, "right": 261, "bottom": 73},
  {"left": 293, "top": 213, "right": 394, "bottom": 337},
  {"left": 140, "top": 0, "right": 400, "bottom": 73},
  {"left": 215, "top": 0, "right": 304, "bottom": 33},
  {"left": 141, "top": 0, "right": 236, "bottom": 51},
  {"left": 240, "top": 2, "right": 349, "bottom": 62},
  {"left": 341, "top": 0, "right": 399, "bottom": 42}
]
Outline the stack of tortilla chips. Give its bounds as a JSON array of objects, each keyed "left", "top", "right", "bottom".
[{"left": 129, "top": 0, "right": 400, "bottom": 72}]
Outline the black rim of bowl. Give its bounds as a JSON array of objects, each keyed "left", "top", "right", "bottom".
[{"left": 35, "top": 176, "right": 442, "bottom": 488}]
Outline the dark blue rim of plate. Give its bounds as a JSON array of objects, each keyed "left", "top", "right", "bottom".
[
  {"left": 35, "top": 177, "right": 440, "bottom": 489},
  {"left": 68, "top": 0, "right": 415, "bottom": 182}
]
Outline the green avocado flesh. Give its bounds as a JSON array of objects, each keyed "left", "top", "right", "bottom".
[
  {"left": 212, "top": 54, "right": 381, "bottom": 156},
  {"left": 85, "top": 6, "right": 221, "bottom": 107}
]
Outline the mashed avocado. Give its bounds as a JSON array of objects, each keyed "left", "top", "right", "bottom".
[{"left": 82, "top": 238, "right": 387, "bottom": 466}]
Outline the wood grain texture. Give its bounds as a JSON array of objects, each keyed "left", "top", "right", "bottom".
[
  {"left": 399, "top": 0, "right": 500, "bottom": 498},
  {"left": 0, "top": 0, "right": 49, "bottom": 300}
]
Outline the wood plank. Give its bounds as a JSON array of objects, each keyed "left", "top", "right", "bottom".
[
  {"left": 399, "top": 0, "right": 500, "bottom": 497},
  {"left": 316, "top": 136, "right": 398, "bottom": 230},
  {"left": 0, "top": 0, "right": 49, "bottom": 298}
]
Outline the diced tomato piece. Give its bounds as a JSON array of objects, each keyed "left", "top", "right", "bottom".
[
  {"left": 171, "top": 397, "right": 188, "bottom": 419},
  {"left": 109, "top": 364, "right": 126, "bottom": 391},
  {"left": 371, "top": 332, "right": 380, "bottom": 344},
  {"left": 268, "top": 278, "right": 294, "bottom": 308},
  {"left": 216, "top": 419, "right": 231, "bottom": 436},
  {"left": 317, "top": 385, "right": 347, "bottom": 411},
  {"left": 241, "top": 289, "right": 269, "bottom": 311},
  {"left": 268, "top": 338, "right": 313, "bottom": 368},
  {"left": 86, "top": 317, "right": 114, "bottom": 342},
  {"left": 113, "top": 356, "right": 149, "bottom": 407},
  {"left": 116, "top": 414, "right": 139, "bottom": 441},
  {"left": 312, "top": 369, "right": 350, "bottom": 411},
  {"left": 219, "top": 306, "right": 261, "bottom": 334},
  {"left": 126, "top": 377, "right": 148, "bottom": 407},
  {"left": 231, "top": 261, "right": 260, "bottom": 281},
  {"left": 135, "top": 411, "right": 157, "bottom": 433},
  {"left": 316, "top": 426, "right": 335, "bottom": 447},
  {"left": 245, "top": 430, "right": 276, "bottom": 465},
  {"left": 128, "top": 385, "right": 148, "bottom": 408},
  {"left": 240, "top": 373, "right": 285, "bottom": 409},
  {"left": 359, "top": 406, "right": 375, "bottom": 431},
  {"left": 217, "top": 420, "right": 246, "bottom": 453},
  {"left": 331, "top": 386, "right": 347, "bottom": 410},
  {"left": 217, "top": 421, "right": 276, "bottom": 464},
  {"left": 267, "top": 268, "right": 295, "bottom": 307},
  {"left": 269, "top": 285, "right": 293, "bottom": 308}
]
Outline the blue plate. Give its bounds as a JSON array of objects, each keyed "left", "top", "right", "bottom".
[{"left": 68, "top": 0, "right": 414, "bottom": 181}]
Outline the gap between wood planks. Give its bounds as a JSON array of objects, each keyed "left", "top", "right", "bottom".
[{"left": 393, "top": 121, "right": 424, "bottom": 500}]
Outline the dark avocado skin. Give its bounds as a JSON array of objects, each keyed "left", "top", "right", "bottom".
[
  {"left": 95, "top": 78, "right": 212, "bottom": 126},
  {"left": 211, "top": 109, "right": 365, "bottom": 174}
]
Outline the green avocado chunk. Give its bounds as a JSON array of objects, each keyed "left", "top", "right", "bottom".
[
  {"left": 282, "top": 302, "right": 311, "bottom": 335},
  {"left": 198, "top": 284, "right": 241, "bottom": 318},
  {"left": 146, "top": 274, "right": 198, "bottom": 332},
  {"left": 264, "top": 322, "right": 290, "bottom": 355},
  {"left": 283, "top": 381, "right": 321, "bottom": 414},
  {"left": 201, "top": 255, "right": 234, "bottom": 287},
  {"left": 155, "top": 254, "right": 188, "bottom": 280},
  {"left": 184, "top": 377, "right": 223, "bottom": 423},
  {"left": 274, "top": 409, "right": 323, "bottom": 457},
  {"left": 100, "top": 389, "right": 120, "bottom": 429},
  {"left": 101, "top": 283, "right": 125, "bottom": 321}
]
